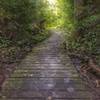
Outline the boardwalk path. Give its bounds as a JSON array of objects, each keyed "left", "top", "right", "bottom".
[{"left": 1, "top": 31, "right": 94, "bottom": 100}]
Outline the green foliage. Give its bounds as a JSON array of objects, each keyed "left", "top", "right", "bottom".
[
  {"left": 62, "top": 0, "right": 100, "bottom": 58},
  {"left": 59, "top": 0, "right": 76, "bottom": 48},
  {"left": 0, "top": 36, "right": 11, "bottom": 48},
  {"left": 59, "top": 0, "right": 74, "bottom": 31},
  {"left": 0, "top": 0, "right": 34, "bottom": 39},
  {"left": 0, "top": 0, "right": 52, "bottom": 47},
  {"left": 32, "top": 32, "right": 50, "bottom": 44},
  {"left": 78, "top": 14, "right": 100, "bottom": 29},
  {"left": 0, "top": 0, "right": 54, "bottom": 65}
]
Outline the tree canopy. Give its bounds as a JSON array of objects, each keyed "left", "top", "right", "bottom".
[{"left": 0, "top": 0, "right": 100, "bottom": 57}]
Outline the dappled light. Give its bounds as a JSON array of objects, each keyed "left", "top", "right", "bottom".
[
  {"left": 47, "top": 0, "right": 57, "bottom": 6},
  {"left": 0, "top": 0, "right": 100, "bottom": 99}
]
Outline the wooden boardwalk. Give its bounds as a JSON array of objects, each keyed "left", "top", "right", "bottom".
[{"left": 1, "top": 31, "right": 96, "bottom": 100}]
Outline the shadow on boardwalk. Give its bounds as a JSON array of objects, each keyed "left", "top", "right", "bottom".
[{"left": 1, "top": 30, "right": 98, "bottom": 100}]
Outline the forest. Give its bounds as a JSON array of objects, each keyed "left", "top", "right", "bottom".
[{"left": 0, "top": 0, "right": 100, "bottom": 99}]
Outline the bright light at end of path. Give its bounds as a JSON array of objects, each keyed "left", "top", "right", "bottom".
[
  {"left": 47, "top": 0, "right": 57, "bottom": 6},
  {"left": 47, "top": 0, "right": 58, "bottom": 15}
]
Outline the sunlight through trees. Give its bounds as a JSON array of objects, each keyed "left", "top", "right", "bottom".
[
  {"left": 47, "top": 0, "right": 57, "bottom": 6},
  {"left": 0, "top": 0, "right": 100, "bottom": 95}
]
